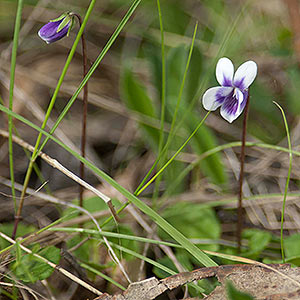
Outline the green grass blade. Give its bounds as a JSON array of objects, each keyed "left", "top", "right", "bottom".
[
  {"left": 152, "top": 0, "right": 166, "bottom": 204},
  {"left": 156, "top": 0, "right": 166, "bottom": 154},
  {"left": 273, "top": 101, "right": 293, "bottom": 263},
  {"left": 80, "top": 262, "right": 126, "bottom": 290},
  {"left": 135, "top": 24, "right": 198, "bottom": 196},
  {"left": 136, "top": 111, "right": 210, "bottom": 195},
  {"left": 8, "top": 0, "right": 23, "bottom": 211}
]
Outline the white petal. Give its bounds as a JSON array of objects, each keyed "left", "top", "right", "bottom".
[
  {"left": 202, "top": 86, "right": 233, "bottom": 111},
  {"left": 220, "top": 104, "right": 242, "bottom": 123},
  {"left": 235, "top": 89, "right": 244, "bottom": 105},
  {"left": 216, "top": 57, "right": 234, "bottom": 86},
  {"left": 233, "top": 60, "right": 257, "bottom": 90}
]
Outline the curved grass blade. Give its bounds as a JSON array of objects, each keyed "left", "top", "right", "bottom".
[{"left": 273, "top": 101, "right": 293, "bottom": 263}]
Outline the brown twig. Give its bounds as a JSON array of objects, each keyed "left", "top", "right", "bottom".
[{"left": 237, "top": 91, "right": 250, "bottom": 253}]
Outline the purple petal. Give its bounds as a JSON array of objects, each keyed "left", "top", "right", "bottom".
[
  {"left": 239, "top": 89, "right": 249, "bottom": 113},
  {"left": 38, "top": 20, "right": 70, "bottom": 44},
  {"left": 202, "top": 86, "right": 234, "bottom": 111},
  {"left": 220, "top": 89, "right": 244, "bottom": 123}
]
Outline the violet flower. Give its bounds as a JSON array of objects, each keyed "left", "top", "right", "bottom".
[
  {"left": 202, "top": 57, "right": 257, "bottom": 123},
  {"left": 38, "top": 13, "right": 73, "bottom": 44}
]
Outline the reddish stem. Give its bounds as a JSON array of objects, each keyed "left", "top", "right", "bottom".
[
  {"left": 237, "top": 91, "right": 250, "bottom": 253},
  {"left": 72, "top": 13, "right": 88, "bottom": 208}
]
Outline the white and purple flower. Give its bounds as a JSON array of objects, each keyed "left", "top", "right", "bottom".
[
  {"left": 38, "top": 13, "right": 73, "bottom": 44},
  {"left": 202, "top": 57, "right": 257, "bottom": 123}
]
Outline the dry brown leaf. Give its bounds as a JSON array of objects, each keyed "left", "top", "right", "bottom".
[{"left": 93, "top": 264, "right": 300, "bottom": 300}]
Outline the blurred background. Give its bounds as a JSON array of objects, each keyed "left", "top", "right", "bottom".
[{"left": 1, "top": 0, "right": 300, "bottom": 298}]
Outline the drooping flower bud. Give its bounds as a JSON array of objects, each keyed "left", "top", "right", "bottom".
[{"left": 38, "top": 12, "right": 74, "bottom": 44}]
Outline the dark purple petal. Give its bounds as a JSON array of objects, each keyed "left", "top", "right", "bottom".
[
  {"left": 38, "top": 20, "right": 70, "bottom": 44},
  {"left": 239, "top": 89, "right": 249, "bottom": 112},
  {"left": 234, "top": 77, "right": 246, "bottom": 90},
  {"left": 215, "top": 87, "right": 233, "bottom": 105},
  {"left": 220, "top": 88, "right": 245, "bottom": 123},
  {"left": 222, "top": 91, "right": 238, "bottom": 114},
  {"left": 202, "top": 86, "right": 233, "bottom": 111},
  {"left": 222, "top": 77, "right": 233, "bottom": 87}
]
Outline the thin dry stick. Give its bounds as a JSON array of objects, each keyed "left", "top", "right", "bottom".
[
  {"left": 70, "top": 12, "right": 88, "bottom": 209},
  {"left": 237, "top": 91, "right": 250, "bottom": 252},
  {"left": 0, "top": 231, "right": 103, "bottom": 296}
]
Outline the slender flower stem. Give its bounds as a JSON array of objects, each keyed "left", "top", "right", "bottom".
[
  {"left": 71, "top": 13, "right": 88, "bottom": 209},
  {"left": 237, "top": 91, "right": 250, "bottom": 253},
  {"left": 135, "top": 23, "right": 198, "bottom": 196},
  {"left": 12, "top": 1, "right": 96, "bottom": 239}
]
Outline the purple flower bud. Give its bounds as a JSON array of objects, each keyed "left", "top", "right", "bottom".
[{"left": 38, "top": 16, "right": 72, "bottom": 44}]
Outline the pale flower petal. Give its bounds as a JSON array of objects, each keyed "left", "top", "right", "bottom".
[
  {"left": 235, "top": 88, "right": 244, "bottom": 105},
  {"left": 233, "top": 60, "right": 257, "bottom": 90},
  {"left": 202, "top": 86, "right": 233, "bottom": 111},
  {"left": 216, "top": 57, "right": 234, "bottom": 86}
]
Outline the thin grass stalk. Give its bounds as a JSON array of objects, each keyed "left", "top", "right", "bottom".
[
  {"left": 136, "top": 111, "right": 211, "bottom": 196},
  {"left": 168, "top": 23, "right": 198, "bottom": 138},
  {"left": 80, "top": 263, "right": 126, "bottom": 290},
  {"left": 71, "top": 13, "right": 88, "bottom": 209},
  {"left": 274, "top": 101, "right": 293, "bottom": 263},
  {"left": 8, "top": 0, "right": 23, "bottom": 212},
  {"left": 2, "top": 95, "right": 51, "bottom": 195},
  {"left": 152, "top": 0, "right": 166, "bottom": 206},
  {"left": 12, "top": 126, "right": 51, "bottom": 195},
  {"left": 237, "top": 92, "right": 250, "bottom": 252},
  {"left": 12, "top": 0, "right": 96, "bottom": 239},
  {"left": 135, "top": 23, "right": 198, "bottom": 195}
]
